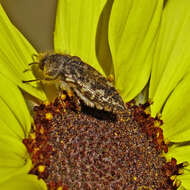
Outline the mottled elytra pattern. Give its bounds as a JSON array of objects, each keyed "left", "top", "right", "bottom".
[{"left": 38, "top": 53, "right": 126, "bottom": 113}]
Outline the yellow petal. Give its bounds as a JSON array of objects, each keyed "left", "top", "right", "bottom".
[
  {"left": 178, "top": 171, "right": 190, "bottom": 190},
  {"left": 166, "top": 144, "right": 190, "bottom": 165},
  {"left": 109, "top": 0, "right": 163, "bottom": 102},
  {"left": 0, "top": 151, "right": 27, "bottom": 168},
  {"left": 177, "top": 186, "right": 186, "bottom": 190},
  {"left": 166, "top": 144, "right": 190, "bottom": 189},
  {"left": 149, "top": 0, "right": 190, "bottom": 116},
  {"left": 0, "top": 135, "right": 27, "bottom": 160},
  {"left": 0, "top": 98, "right": 25, "bottom": 138},
  {"left": 96, "top": 0, "right": 113, "bottom": 75},
  {"left": 0, "top": 174, "right": 47, "bottom": 190},
  {"left": 162, "top": 74, "right": 190, "bottom": 142},
  {"left": 0, "top": 75, "right": 32, "bottom": 135},
  {"left": 0, "top": 134, "right": 31, "bottom": 184},
  {"left": 0, "top": 4, "right": 46, "bottom": 101},
  {"left": 54, "top": 0, "right": 106, "bottom": 75}
]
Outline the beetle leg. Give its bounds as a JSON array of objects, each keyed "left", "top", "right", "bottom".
[{"left": 71, "top": 94, "right": 81, "bottom": 112}]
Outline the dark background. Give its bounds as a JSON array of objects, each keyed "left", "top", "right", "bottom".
[{"left": 1, "top": 0, "right": 57, "bottom": 51}]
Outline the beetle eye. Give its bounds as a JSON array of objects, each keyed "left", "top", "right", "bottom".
[{"left": 39, "top": 58, "right": 47, "bottom": 70}]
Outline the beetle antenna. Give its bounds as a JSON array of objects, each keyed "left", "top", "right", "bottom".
[
  {"left": 22, "top": 79, "right": 41, "bottom": 83},
  {"left": 28, "top": 62, "right": 38, "bottom": 66},
  {"left": 23, "top": 62, "right": 38, "bottom": 73},
  {"left": 32, "top": 53, "right": 38, "bottom": 62},
  {"left": 23, "top": 68, "right": 32, "bottom": 73}
]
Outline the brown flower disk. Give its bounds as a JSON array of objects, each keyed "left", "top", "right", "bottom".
[{"left": 23, "top": 95, "right": 183, "bottom": 190}]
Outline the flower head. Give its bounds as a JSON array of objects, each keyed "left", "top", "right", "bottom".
[{"left": 0, "top": 0, "right": 190, "bottom": 189}]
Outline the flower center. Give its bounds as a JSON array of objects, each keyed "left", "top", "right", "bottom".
[{"left": 23, "top": 94, "right": 183, "bottom": 190}]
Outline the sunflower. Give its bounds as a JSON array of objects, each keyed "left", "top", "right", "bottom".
[{"left": 0, "top": 0, "right": 190, "bottom": 189}]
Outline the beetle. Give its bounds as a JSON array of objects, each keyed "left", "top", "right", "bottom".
[{"left": 23, "top": 53, "right": 126, "bottom": 114}]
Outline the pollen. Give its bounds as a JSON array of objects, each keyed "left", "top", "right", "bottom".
[
  {"left": 38, "top": 165, "right": 46, "bottom": 173},
  {"left": 33, "top": 147, "right": 39, "bottom": 154},
  {"left": 107, "top": 74, "right": 114, "bottom": 82},
  {"left": 44, "top": 100, "right": 50, "bottom": 106},
  {"left": 67, "top": 89, "right": 74, "bottom": 97},
  {"left": 114, "top": 132, "right": 118, "bottom": 136},
  {"left": 144, "top": 108, "right": 150, "bottom": 115},
  {"left": 57, "top": 187, "right": 63, "bottom": 190},
  {"left": 174, "top": 180, "right": 181, "bottom": 188},
  {"left": 45, "top": 112, "right": 53, "bottom": 120},
  {"left": 39, "top": 127, "right": 44, "bottom": 134},
  {"left": 154, "top": 120, "right": 162, "bottom": 127},
  {"left": 29, "top": 132, "right": 36, "bottom": 139},
  {"left": 60, "top": 94, "right": 66, "bottom": 100},
  {"left": 23, "top": 96, "right": 186, "bottom": 190},
  {"left": 170, "top": 175, "right": 176, "bottom": 181}
]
